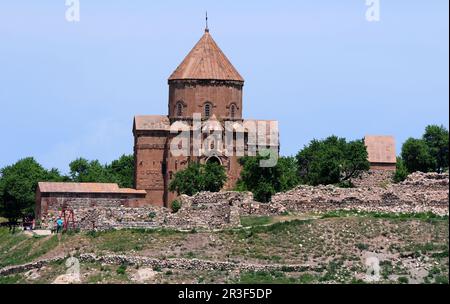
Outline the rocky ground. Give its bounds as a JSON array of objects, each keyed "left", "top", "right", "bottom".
[
  {"left": 0, "top": 211, "right": 448, "bottom": 284},
  {"left": 1, "top": 172, "right": 448, "bottom": 284}
]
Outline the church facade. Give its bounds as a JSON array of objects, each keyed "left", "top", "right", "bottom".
[{"left": 133, "top": 28, "right": 279, "bottom": 207}]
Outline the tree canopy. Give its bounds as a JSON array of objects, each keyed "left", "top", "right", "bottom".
[
  {"left": 169, "top": 162, "right": 227, "bottom": 196},
  {"left": 69, "top": 155, "right": 134, "bottom": 188},
  {"left": 0, "top": 155, "right": 135, "bottom": 221},
  {"left": 0, "top": 158, "right": 64, "bottom": 221},
  {"left": 236, "top": 155, "right": 300, "bottom": 203},
  {"left": 296, "top": 136, "right": 370, "bottom": 186},
  {"left": 423, "top": 125, "right": 449, "bottom": 173},
  {"left": 399, "top": 125, "right": 449, "bottom": 175}
]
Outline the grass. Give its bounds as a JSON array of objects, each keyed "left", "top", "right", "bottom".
[
  {"left": 0, "top": 212, "right": 448, "bottom": 284},
  {"left": 0, "top": 228, "right": 59, "bottom": 267},
  {"left": 240, "top": 216, "right": 273, "bottom": 227},
  {"left": 0, "top": 274, "right": 23, "bottom": 284},
  {"left": 237, "top": 270, "right": 320, "bottom": 284},
  {"left": 321, "top": 210, "right": 448, "bottom": 222}
]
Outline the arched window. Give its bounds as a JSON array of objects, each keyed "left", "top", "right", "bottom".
[
  {"left": 230, "top": 104, "right": 237, "bottom": 119},
  {"left": 176, "top": 102, "right": 183, "bottom": 117},
  {"left": 204, "top": 103, "right": 212, "bottom": 119}
]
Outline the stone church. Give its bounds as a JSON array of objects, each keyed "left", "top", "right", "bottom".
[
  {"left": 35, "top": 26, "right": 397, "bottom": 219},
  {"left": 133, "top": 28, "right": 279, "bottom": 207}
]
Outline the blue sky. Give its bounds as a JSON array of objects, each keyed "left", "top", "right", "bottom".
[{"left": 0, "top": 1, "right": 448, "bottom": 173}]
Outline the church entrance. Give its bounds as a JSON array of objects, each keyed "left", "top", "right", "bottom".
[{"left": 206, "top": 156, "right": 222, "bottom": 165}]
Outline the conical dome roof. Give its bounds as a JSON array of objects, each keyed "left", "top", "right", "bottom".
[{"left": 169, "top": 30, "right": 244, "bottom": 82}]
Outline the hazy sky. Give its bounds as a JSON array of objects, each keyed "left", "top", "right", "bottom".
[{"left": 0, "top": 1, "right": 448, "bottom": 173}]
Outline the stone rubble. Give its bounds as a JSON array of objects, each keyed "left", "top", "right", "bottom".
[
  {"left": 266, "top": 172, "right": 449, "bottom": 216},
  {"left": 38, "top": 172, "right": 449, "bottom": 232}
]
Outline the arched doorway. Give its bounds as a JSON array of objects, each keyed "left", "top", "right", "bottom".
[{"left": 206, "top": 156, "right": 222, "bottom": 166}]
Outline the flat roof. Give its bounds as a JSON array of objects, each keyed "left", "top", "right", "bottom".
[{"left": 37, "top": 182, "right": 147, "bottom": 195}]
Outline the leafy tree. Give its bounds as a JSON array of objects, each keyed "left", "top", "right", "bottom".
[
  {"left": 401, "top": 138, "right": 435, "bottom": 173},
  {"left": 169, "top": 162, "right": 227, "bottom": 196},
  {"left": 69, "top": 158, "right": 112, "bottom": 183},
  {"left": 69, "top": 155, "right": 135, "bottom": 188},
  {"left": 278, "top": 156, "right": 301, "bottom": 192},
  {"left": 0, "top": 158, "right": 63, "bottom": 222},
  {"left": 202, "top": 162, "right": 228, "bottom": 193},
  {"left": 107, "top": 155, "right": 135, "bottom": 188},
  {"left": 296, "top": 136, "right": 370, "bottom": 186},
  {"left": 422, "top": 125, "right": 449, "bottom": 173},
  {"left": 236, "top": 155, "right": 299, "bottom": 203},
  {"left": 393, "top": 157, "right": 408, "bottom": 183}
]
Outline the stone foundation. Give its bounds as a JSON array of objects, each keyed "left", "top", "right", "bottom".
[{"left": 40, "top": 193, "right": 242, "bottom": 231}]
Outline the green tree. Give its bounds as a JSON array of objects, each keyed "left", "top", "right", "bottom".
[
  {"left": 202, "top": 162, "right": 228, "bottom": 193},
  {"left": 423, "top": 125, "right": 449, "bottom": 173},
  {"left": 0, "top": 158, "right": 63, "bottom": 221},
  {"left": 236, "top": 155, "right": 299, "bottom": 203},
  {"left": 278, "top": 156, "right": 301, "bottom": 192},
  {"left": 69, "top": 155, "right": 135, "bottom": 187},
  {"left": 169, "top": 162, "right": 226, "bottom": 196},
  {"left": 69, "top": 158, "right": 114, "bottom": 184},
  {"left": 296, "top": 136, "right": 370, "bottom": 186},
  {"left": 107, "top": 154, "right": 135, "bottom": 188},
  {"left": 401, "top": 138, "right": 435, "bottom": 173},
  {"left": 393, "top": 157, "right": 408, "bottom": 183}
]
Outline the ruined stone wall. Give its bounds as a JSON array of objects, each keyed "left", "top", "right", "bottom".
[
  {"left": 350, "top": 170, "right": 395, "bottom": 188},
  {"left": 265, "top": 172, "right": 449, "bottom": 216},
  {"left": 38, "top": 173, "right": 449, "bottom": 231},
  {"left": 40, "top": 193, "right": 241, "bottom": 231},
  {"left": 38, "top": 195, "right": 145, "bottom": 220}
]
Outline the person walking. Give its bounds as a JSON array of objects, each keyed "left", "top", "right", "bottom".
[{"left": 56, "top": 217, "right": 64, "bottom": 234}]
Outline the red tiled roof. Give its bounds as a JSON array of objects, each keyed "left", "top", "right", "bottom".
[
  {"left": 169, "top": 30, "right": 244, "bottom": 82},
  {"left": 134, "top": 115, "right": 170, "bottom": 131},
  {"left": 364, "top": 136, "right": 397, "bottom": 164},
  {"left": 37, "top": 182, "right": 147, "bottom": 195}
]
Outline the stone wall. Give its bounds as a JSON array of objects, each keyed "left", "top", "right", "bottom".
[
  {"left": 38, "top": 172, "right": 449, "bottom": 231},
  {"left": 0, "top": 254, "right": 320, "bottom": 277},
  {"left": 350, "top": 170, "right": 395, "bottom": 188},
  {"left": 265, "top": 172, "right": 449, "bottom": 216},
  {"left": 40, "top": 193, "right": 242, "bottom": 231}
]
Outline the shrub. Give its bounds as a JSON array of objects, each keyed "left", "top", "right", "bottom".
[
  {"left": 171, "top": 200, "right": 182, "bottom": 213},
  {"left": 116, "top": 264, "right": 127, "bottom": 275},
  {"left": 393, "top": 157, "right": 409, "bottom": 183},
  {"left": 397, "top": 276, "right": 409, "bottom": 284}
]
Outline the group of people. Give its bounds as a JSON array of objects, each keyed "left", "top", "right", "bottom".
[
  {"left": 48, "top": 216, "right": 65, "bottom": 233},
  {"left": 22, "top": 215, "right": 36, "bottom": 231}
]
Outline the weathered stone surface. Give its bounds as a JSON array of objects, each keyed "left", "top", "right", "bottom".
[
  {"left": 0, "top": 254, "right": 321, "bottom": 277},
  {"left": 351, "top": 170, "right": 395, "bottom": 188},
  {"left": 40, "top": 192, "right": 244, "bottom": 231},
  {"left": 267, "top": 172, "right": 449, "bottom": 216},
  {"left": 37, "top": 172, "right": 449, "bottom": 232}
]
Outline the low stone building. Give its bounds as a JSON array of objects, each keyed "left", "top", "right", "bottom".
[
  {"left": 35, "top": 182, "right": 147, "bottom": 220},
  {"left": 35, "top": 182, "right": 242, "bottom": 231}
]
